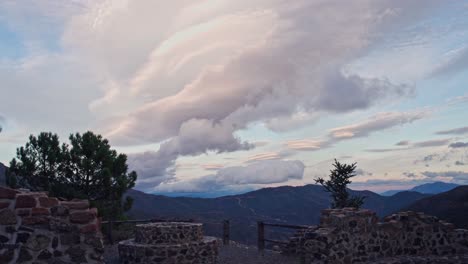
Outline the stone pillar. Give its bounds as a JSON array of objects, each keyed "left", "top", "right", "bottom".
[
  {"left": 119, "top": 222, "right": 218, "bottom": 264},
  {"left": 0, "top": 186, "right": 104, "bottom": 263}
]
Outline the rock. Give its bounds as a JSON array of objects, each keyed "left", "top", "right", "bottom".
[
  {"left": 22, "top": 216, "right": 49, "bottom": 225},
  {"left": 49, "top": 218, "right": 72, "bottom": 232},
  {"left": 0, "top": 201, "right": 10, "bottom": 209},
  {"left": 5, "top": 225, "right": 16, "bottom": 233},
  {"left": 26, "top": 234, "right": 51, "bottom": 251},
  {"left": 17, "top": 247, "right": 33, "bottom": 262},
  {"left": 16, "top": 232, "right": 31, "bottom": 244},
  {"left": 38, "top": 249, "right": 53, "bottom": 260},
  {"left": 32, "top": 207, "right": 50, "bottom": 216},
  {"left": 38, "top": 197, "right": 59, "bottom": 208},
  {"left": 66, "top": 246, "right": 87, "bottom": 263},
  {"left": 0, "top": 249, "right": 15, "bottom": 263},
  {"left": 0, "top": 209, "right": 17, "bottom": 225},
  {"left": 80, "top": 223, "right": 98, "bottom": 234},
  {"left": 16, "top": 208, "right": 31, "bottom": 216},
  {"left": 52, "top": 236, "right": 59, "bottom": 248},
  {"left": 0, "top": 186, "right": 19, "bottom": 199},
  {"left": 0, "top": 234, "right": 9, "bottom": 243},
  {"left": 50, "top": 205, "right": 69, "bottom": 216},
  {"left": 15, "top": 194, "right": 37, "bottom": 208},
  {"left": 70, "top": 211, "right": 95, "bottom": 224},
  {"left": 60, "top": 200, "right": 89, "bottom": 210},
  {"left": 60, "top": 232, "right": 81, "bottom": 245}
]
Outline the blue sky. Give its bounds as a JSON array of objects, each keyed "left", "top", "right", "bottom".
[{"left": 0, "top": 0, "right": 468, "bottom": 195}]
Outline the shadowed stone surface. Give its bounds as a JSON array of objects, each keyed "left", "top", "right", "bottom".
[
  {"left": 0, "top": 186, "right": 104, "bottom": 263},
  {"left": 283, "top": 208, "right": 468, "bottom": 263},
  {"left": 119, "top": 222, "right": 218, "bottom": 264}
]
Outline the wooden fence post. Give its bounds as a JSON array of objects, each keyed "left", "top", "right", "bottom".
[
  {"left": 257, "top": 221, "right": 265, "bottom": 253},
  {"left": 108, "top": 219, "right": 113, "bottom": 244},
  {"left": 223, "top": 220, "right": 230, "bottom": 245}
]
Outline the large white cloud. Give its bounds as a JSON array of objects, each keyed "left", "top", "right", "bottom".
[
  {"left": 153, "top": 160, "right": 305, "bottom": 193},
  {"left": 0, "top": 0, "right": 459, "bottom": 189}
]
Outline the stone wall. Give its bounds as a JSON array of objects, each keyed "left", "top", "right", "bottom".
[
  {"left": 0, "top": 186, "right": 104, "bottom": 263},
  {"left": 287, "top": 208, "right": 468, "bottom": 263},
  {"left": 119, "top": 222, "right": 218, "bottom": 264}
]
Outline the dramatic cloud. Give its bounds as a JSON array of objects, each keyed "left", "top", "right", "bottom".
[
  {"left": 449, "top": 142, "right": 468, "bottom": 148},
  {"left": 104, "top": 1, "right": 421, "bottom": 149},
  {"left": 127, "top": 151, "right": 176, "bottom": 190},
  {"left": 153, "top": 160, "right": 305, "bottom": 192},
  {"left": 436, "top": 126, "right": 468, "bottom": 135},
  {"left": 1, "top": 0, "right": 463, "bottom": 191}
]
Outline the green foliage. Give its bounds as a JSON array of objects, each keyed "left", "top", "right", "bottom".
[
  {"left": 9, "top": 131, "right": 137, "bottom": 220},
  {"left": 315, "top": 159, "right": 365, "bottom": 209},
  {"left": 9, "top": 132, "right": 68, "bottom": 193},
  {"left": 5, "top": 166, "right": 17, "bottom": 188}
]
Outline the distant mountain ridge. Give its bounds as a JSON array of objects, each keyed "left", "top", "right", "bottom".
[
  {"left": 405, "top": 185, "right": 468, "bottom": 229},
  {"left": 126, "top": 184, "right": 429, "bottom": 244},
  {"left": 380, "top": 181, "right": 459, "bottom": 196}
]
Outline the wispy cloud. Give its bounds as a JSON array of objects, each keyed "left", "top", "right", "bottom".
[
  {"left": 285, "top": 140, "right": 325, "bottom": 151},
  {"left": 328, "top": 111, "right": 428, "bottom": 141},
  {"left": 436, "top": 126, "right": 468, "bottom": 135},
  {"left": 449, "top": 142, "right": 468, "bottom": 148}
]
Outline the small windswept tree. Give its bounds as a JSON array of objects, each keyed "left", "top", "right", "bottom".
[{"left": 315, "top": 159, "right": 365, "bottom": 209}]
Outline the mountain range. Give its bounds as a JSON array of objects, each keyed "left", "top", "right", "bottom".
[
  {"left": 125, "top": 184, "right": 431, "bottom": 244},
  {"left": 405, "top": 186, "right": 468, "bottom": 229},
  {"left": 380, "top": 181, "right": 459, "bottom": 196}
]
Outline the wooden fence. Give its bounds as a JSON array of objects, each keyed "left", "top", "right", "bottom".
[
  {"left": 257, "top": 221, "right": 310, "bottom": 252},
  {"left": 101, "top": 218, "right": 308, "bottom": 251}
]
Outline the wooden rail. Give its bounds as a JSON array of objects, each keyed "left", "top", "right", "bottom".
[{"left": 257, "top": 221, "right": 310, "bottom": 253}]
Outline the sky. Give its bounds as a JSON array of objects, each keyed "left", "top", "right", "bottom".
[{"left": 1, "top": 0, "right": 468, "bottom": 196}]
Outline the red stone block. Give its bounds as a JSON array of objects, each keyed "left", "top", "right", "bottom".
[
  {"left": 60, "top": 200, "right": 89, "bottom": 210},
  {"left": 16, "top": 208, "right": 31, "bottom": 216},
  {"left": 32, "top": 207, "right": 50, "bottom": 216},
  {"left": 0, "top": 201, "right": 10, "bottom": 209},
  {"left": 0, "top": 186, "right": 19, "bottom": 199},
  {"left": 15, "top": 195, "right": 37, "bottom": 208},
  {"left": 38, "top": 197, "right": 59, "bottom": 208},
  {"left": 89, "top": 207, "right": 98, "bottom": 216},
  {"left": 70, "top": 211, "right": 95, "bottom": 224},
  {"left": 80, "top": 223, "right": 98, "bottom": 234},
  {"left": 22, "top": 216, "right": 49, "bottom": 225}
]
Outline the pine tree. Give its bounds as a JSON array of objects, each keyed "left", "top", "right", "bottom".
[
  {"left": 9, "top": 131, "right": 137, "bottom": 220},
  {"left": 315, "top": 159, "right": 365, "bottom": 209}
]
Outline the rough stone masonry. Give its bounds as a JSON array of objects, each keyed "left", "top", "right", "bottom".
[
  {"left": 284, "top": 208, "right": 468, "bottom": 264},
  {"left": 119, "top": 222, "right": 218, "bottom": 264},
  {"left": 0, "top": 186, "right": 104, "bottom": 263}
]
